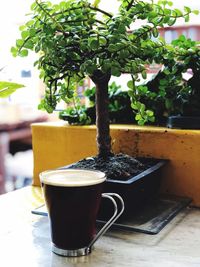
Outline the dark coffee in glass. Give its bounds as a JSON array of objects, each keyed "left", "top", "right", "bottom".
[{"left": 40, "top": 169, "right": 124, "bottom": 257}]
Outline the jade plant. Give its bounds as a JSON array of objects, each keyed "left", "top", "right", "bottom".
[
  {"left": 137, "top": 35, "right": 200, "bottom": 124},
  {"left": 11, "top": 0, "right": 198, "bottom": 159}
]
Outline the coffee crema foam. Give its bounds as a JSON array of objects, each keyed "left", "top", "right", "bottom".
[{"left": 40, "top": 169, "right": 106, "bottom": 187}]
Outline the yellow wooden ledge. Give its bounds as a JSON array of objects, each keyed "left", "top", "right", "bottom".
[{"left": 31, "top": 122, "right": 200, "bottom": 207}]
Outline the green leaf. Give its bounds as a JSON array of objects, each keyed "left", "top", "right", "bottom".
[
  {"left": 174, "top": 9, "right": 183, "bottom": 16},
  {"left": 184, "top": 6, "right": 191, "bottom": 13},
  {"left": 111, "top": 67, "right": 121, "bottom": 77},
  {"left": 108, "top": 44, "right": 117, "bottom": 52},
  {"left": 29, "top": 28, "right": 37, "bottom": 37},
  {"left": 26, "top": 20, "right": 35, "bottom": 27},
  {"left": 141, "top": 70, "right": 147, "bottom": 79},
  {"left": 119, "top": 49, "right": 129, "bottom": 59},
  {"left": 163, "top": 8, "right": 171, "bottom": 16},
  {"left": 149, "top": 11, "right": 157, "bottom": 19},
  {"left": 138, "top": 85, "right": 148, "bottom": 93},
  {"left": 35, "top": 45, "right": 40, "bottom": 53},
  {"left": 160, "top": 79, "right": 168, "bottom": 85},
  {"left": 93, "top": 0, "right": 101, "bottom": 7},
  {"left": 152, "top": 17, "right": 163, "bottom": 25},
  {"left": 148, "top": 116, "right": 155, "bottom": 122},
  {"left": 146, "top": 110, "right": 154, "bottom": 116},
  {"left": 19, "top": 49, "right": 28, "bottom": 57},
  {"left": 99, "top": 36, "right": 107, "bottom": 46},
  {"left": 89, "top": 39, "right": 99, "bottom": 50},
  {"left": 168, "top": 18, "right": 176, "bottom": 26},
  {"left": 167, "top": 1, "right": 173, "bottom": 7},
  {"left": 163, "top": 68, "right": 170, "bottom": 75},
  {"left": 19, "top": 25, "right": 26, "bottom": 31},
  {"left": 192, "top": 10, "right": 199, "bottom": 15},
  {"left": 138, "top": 119, "right": 145, "bottom": 126},
  {"left": 31, "top": 2, "right": 37, "bottom": 11},
  {"left": 21, "top": 31, "right": 29, "bottom": 39},
  {"left": 71, "top": 52, "right": 81, "bottom": 60},
  {"left": 131, "top": 102, "right": 138, "bottom": 110},
  {"left": 102, "top": 60, "right": 111, "bottom": 72},
  {"left": 163, "top": 15, "right": 170, "bottom": 24},
  {"left": 152, "top": 28, "right": 159, "bottom": 38},
  {"left": 127, "top": 80, "right": 135, "bottom": 89},
  {"left": 0, "top": 82, "right": 24, "bottom": 98},
  {"left": 24, "top": 40, "right": 34, "bottom": 49},
  {"left": 16, "top": 39, "right": 24, "bottom": 47},
  {"left": 184, "top": 15, "right": 190, "bottom": 23},
  {"left": 135, "top": 114, "right": 142, "bottom": 121},
  {"left": 11, "top": 47, "right": 17, "bottom": 57},
  {"left": 140, "top": 103, "right": 146, "bottom": 115}
]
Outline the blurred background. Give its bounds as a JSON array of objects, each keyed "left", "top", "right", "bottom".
[{"left": 0, "top": 0, "right": 200, "bottom": 194}]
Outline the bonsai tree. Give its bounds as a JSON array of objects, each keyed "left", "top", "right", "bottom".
[{"left": 11, "top": 0, "right": 198, "bottom": 160}]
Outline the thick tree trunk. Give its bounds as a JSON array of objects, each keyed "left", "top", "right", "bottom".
[{"left": 90, "top": 71, "right": 112, "bottom": 158}]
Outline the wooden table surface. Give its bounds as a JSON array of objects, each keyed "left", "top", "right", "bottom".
[{"left": 0, "top": 186, "right": 200, "bottom": 267}]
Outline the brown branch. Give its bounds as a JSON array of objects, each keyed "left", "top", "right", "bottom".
[
  {"left": 127, "top": 0, "right": 135, "bottom": 11},
  {"left": 133, "top": 27, "right": 155, "bottom": 42},
  {"left": 35, "top": 0, "right": 65, "bottom": 32},
  {"left": 53, "top": 6, "right": 84, "bottom": 16},
  {"left": 17, "top": 30, "right": 41, "bottom": 54},
  {"left": 95, "top": 19, "right": 106, "bottom": 25},
  {"left": 90, "top": 71, "right": 112, "bottom": 158},
  {"left": 62, "top": 19, "right": 88, "bottom": 24},
  {"left": 89, "top": 5, "right": 113, "bottom": 18}
]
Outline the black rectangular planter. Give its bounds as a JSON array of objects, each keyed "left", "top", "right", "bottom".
[
  {"left": 98, "top": 159, "right": 168, "bottom": 221},
  {"left": 61, "top": 158, "right": 168, "bottom": 221}
]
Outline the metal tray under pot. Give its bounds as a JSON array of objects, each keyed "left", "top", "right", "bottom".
[{"left": 97, "top": 158, "right": 168, "bottom": 222}]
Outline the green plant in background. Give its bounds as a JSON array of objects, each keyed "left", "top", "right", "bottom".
[
  {"left": 11, "top": 0, "right": 198, "bottom": 158},
  {"left": 137, "top": 35, "right": 200, "bottom": 124},
  {"left": 169, "top": 36, "right": 200, "bottom": 117},
  {"left": 0, "top": 81, "right": 24, "bottom": 98},
  {"left": 59, "top": 82, "right": 133, "bottom": 125},
  {"left": 0, "top": 66, "right": 24, "bottom": 98},
  {"left": 59, "top": 96, "right": 92, "bottom": 125}
]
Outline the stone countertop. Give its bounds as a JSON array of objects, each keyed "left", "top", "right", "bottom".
[{"left": 0, "top": 186, "right": 200, "bottom": 267}]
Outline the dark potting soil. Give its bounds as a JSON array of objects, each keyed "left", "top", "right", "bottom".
[{"left": 67, "top": 153, "right": 157, "bottom": 181}]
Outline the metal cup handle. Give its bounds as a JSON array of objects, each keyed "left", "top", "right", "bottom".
[{"left": 87, "top": 193, "right": 124, "bottom": 250}]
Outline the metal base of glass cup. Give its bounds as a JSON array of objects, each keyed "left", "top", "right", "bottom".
[{"left": 52, "top": 244, "right": 92, "bottom": 257}]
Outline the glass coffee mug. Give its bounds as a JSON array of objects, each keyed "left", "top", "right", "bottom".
[{"left": 40, "top": 169, "right": 124, "bottom": 257}]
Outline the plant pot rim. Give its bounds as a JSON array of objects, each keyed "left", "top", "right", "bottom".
[
  {"left": 106, "top": 159, "right": 168, "bottom": 185},
  {"left": 167, "top": 116, "right": 200, "bottom": 129},
  {"left": 61, "top": 158, "right": 168, "bottom": 185}
]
